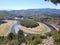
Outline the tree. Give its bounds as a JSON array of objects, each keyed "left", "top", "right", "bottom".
[
  {"left": 17, "top": 30, "right": 25, "bottom": 45},
  {"left": 45, "top": 0, "right": 60, "bottom": 4},
  {"left": 0, "top": 20, "right": 6, "bottom": 25},
  {"left": 7, "top": 33, "right": 17, "bottom": 41},
  {"left": 20, "top": 20, "right": 39, "bottom": 28}
]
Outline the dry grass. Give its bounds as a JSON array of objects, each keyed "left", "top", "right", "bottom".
[
  {"left": 18, "top": 22, "right": 51, "bottom": 34},
  {"left": 0, "top": 20, "right": 15, "bottom": 36}
]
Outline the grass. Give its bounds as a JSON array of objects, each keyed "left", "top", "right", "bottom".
[
  {"left": 4, "top": 25, "right": 10, "bottom": 36},
  {"left": 0, "top": 24, "right": 10, "bottom": 36},
  {"left": 0, "top": 20, "right": 15, "bottom": 36}
]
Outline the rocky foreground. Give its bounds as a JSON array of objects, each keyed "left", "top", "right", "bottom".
[{"left": 37, "top": 37, "right": 54, "bottom": 45}]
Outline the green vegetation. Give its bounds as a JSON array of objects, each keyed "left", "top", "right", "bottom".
[
  {"left": 0, "top": 20, "right": 6, "bottom": 24},
  {"left": 7, "top": 33, "right": 17, "bottom": 41},
  {"left": 52, "top": 31, "right": 60, "bottom": 45},
  {"left": 26, "top": 35, "right": 42, "bottom": 45},
  {"left": 40, "top": 35, "right": 47, "bottom": 39},
  {"left": 0, "top": 33, "right": 17, "bottom": 44},
  {"left": 46, "top": 32, "right": 53, "bottom": 37},
  {"left": 0, "top": 36, "right": 5, "bottom": 42},
  {"left": 46, "top": 31, "right": 60, "bottom": 45},
  {"left": 0, "top": 30, "right": 44, "bottom": 45},
  {"left": 0, "top": 29, "right": 60, "bottom": 45},
  {"left": 17, "top": 30, "right": 25, "bottom": 45},
  {"left": 20, "top": 20, "right": 39, "bottom": 28}
]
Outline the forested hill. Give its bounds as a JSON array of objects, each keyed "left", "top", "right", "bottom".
[
  {"left": 0, "top": 8, "right": 60, "bottom": 19},
  {"left": 10, "top": 8, "right": 60, "bottom": 15}
]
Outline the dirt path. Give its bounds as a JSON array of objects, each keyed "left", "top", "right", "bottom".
[{"left": 37, "top": 37, "right": 54, "bottom": 45}]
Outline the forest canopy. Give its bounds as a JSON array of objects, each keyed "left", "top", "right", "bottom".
[{"left": 20, "top": 20, "right": 39, "bottom": 28}]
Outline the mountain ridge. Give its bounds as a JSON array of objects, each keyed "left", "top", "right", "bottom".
[{"left": 0, "top": 8, "right": 60, "bottom": 16}]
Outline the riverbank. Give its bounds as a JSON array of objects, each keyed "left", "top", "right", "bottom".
[{"left": 0, "top": 20, "right": 15, "bottom": 36}]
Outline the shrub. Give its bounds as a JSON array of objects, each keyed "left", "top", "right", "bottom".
[
  {"left": 20, "top": 20, "right": 39, "bottom": 28},
  {"left": 26, "top": 35, "right": 42, "bottom": 45},
  {"left": 53, "top": 31, "right": 60, "bottom": 45},
  {"left": 0, "top": 36, "right": 5, "bottom": 42},
  {"left": 17, "top": 30, "right": 25, "bottom": 45},
  {"left": 7, "top": 33, "right": 17, "bottom": 41},
  {"left": 46, "top": 32, "right": 52, "bottom": 37},
  {"left": 40, "top": 35, "right": 47, "bottom": 39}
]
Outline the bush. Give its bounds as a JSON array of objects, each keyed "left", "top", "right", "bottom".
[
  {"left": 17, "top": 30, "right": 25, "bottom": 40},
  {"left": 26, "top": 35, "right": 42, "bottom": 45},
  {"left": 0, "top": 36, "right": 5, "bottom": 42},
  {"left": 40, "top": 35, "right": 47, "bottom": 39},
  {"left": 17, "top": 30, "right": 25, "bottom": 45},
  {"left": 33, "top": 36, "right": 42, "bottom": 43},
  {"left": 53, "top": 31, "right": 60, "bottom": 45},
  {"left": 46, "top": 32, "right": 52, "bottom": 37},
  {"left": 7, "top": 33, "right": 17, "bottom": 41},
  {"left": 20, "top": 20, "right": 39, "bottom": 28}
]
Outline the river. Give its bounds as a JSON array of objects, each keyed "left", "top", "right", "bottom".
[
  {"left": 10, "top": 21, "right": 56, "bottom": 34},
  {"left": 10, "top": 21, "right": 19, "bottom": 34}
]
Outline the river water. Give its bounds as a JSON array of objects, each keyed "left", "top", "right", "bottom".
[{"left": 10, "top": 21, "right": 19, "bottom": 34}]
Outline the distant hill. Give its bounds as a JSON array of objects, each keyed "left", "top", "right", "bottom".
[
  {"left": 0, "top": 8, "right": 60, "bottom": 19},
  {"left": 9, "top": 8, "right": 60, "bottom": 16}
]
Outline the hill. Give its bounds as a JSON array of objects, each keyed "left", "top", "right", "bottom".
[{"left": 0, "top": 8, "right": 60, "bottom": 19}]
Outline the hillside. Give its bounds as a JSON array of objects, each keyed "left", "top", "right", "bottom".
[{"left": 0, "top": 8, "right": 60, "bottom": 19}]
